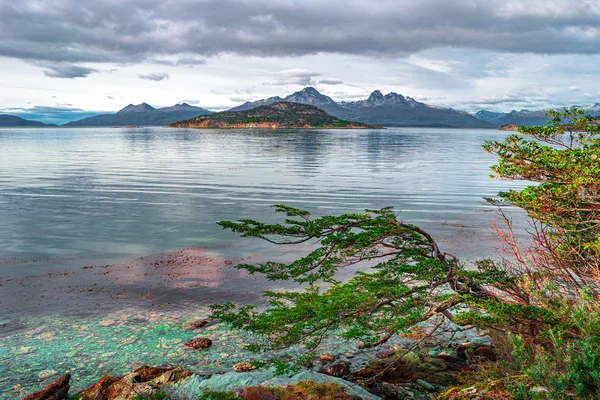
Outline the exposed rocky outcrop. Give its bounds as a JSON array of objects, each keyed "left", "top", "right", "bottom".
[
  {"left": 173, "top": 370, "right": 381, "bottom": 399},
  {"left": 77, "top": 366, "right": 191, "bottom": 400},
  {"left": 356, "top": 350, "right": 455, "bottom": 387},
  {"left": 22, "top": 374, "right": 70, "bottom": 400},
  {"left": 78, "top": 376, "right": 121, "bottom": 400}
]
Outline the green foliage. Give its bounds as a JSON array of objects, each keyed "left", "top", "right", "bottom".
[
  {"left": 132, "top": 392, "right": 170, "bottom": 400},
  {"left": 482, "top": 110, "right": 600, "bottom": 397},
  {"left": 237, "top": 381, "right": 360, "bottom": 400},
  {"left": 198, "top": 390, "right": 242, "bottom": 400},
  {"left": 483, "top": 108, "right": 600, "bottom": 290},
  {"left": 507, "top": 291, "right": 600, "bottom": 399},
  {"left": 213, "top": 206, "right": 510, "bottom": 365},
  {"left": 196, "top": 382, "right": 359, "bottom": 400}
]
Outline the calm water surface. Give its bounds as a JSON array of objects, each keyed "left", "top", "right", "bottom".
[
  {"left": 0, "top": 127, "right": 524, "bottom": 276},
  {"left": 0, "top": 127, "right": 529, "bottom": 396}
]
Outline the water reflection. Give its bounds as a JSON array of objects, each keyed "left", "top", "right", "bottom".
[{"left": 0, "top": 126, "right": 525, "bottom": 279}]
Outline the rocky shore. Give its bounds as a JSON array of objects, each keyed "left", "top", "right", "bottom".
[
  {"left": 19, "top": 313, "right": 496, "bottom": 399},
  {"left": 23, "top": 343, "right": 498, "bottom": 399},
  {"left": 3, "top": 248, "right": 496, "bottom": 400}
]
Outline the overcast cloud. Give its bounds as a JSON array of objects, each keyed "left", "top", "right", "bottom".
[{"left": 0, "top": 0, "right": 599, "bottom": 116}]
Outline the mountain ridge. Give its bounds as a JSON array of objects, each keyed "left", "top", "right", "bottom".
[
  {"left": 229, "top": 87, "right": 493, "bottom": 128},
  {"left": 474, "top": 104, "right": 600, "bottom": 127},
  {"left": 63, "top": 103, "right": 212, "bottom": 127},
  {"left": 0, "top": 114, "right": 58, "bottom": 127}
]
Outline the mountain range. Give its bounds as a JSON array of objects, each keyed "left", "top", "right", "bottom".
[
  {"left": 0, "top": 114, "right": 58, "bottom": 127},
  {"left": 62, "top": 103, "right": 212, "bottom": 127},
  {"left": 473, "top": 103, "right": 600, "bottom": 126},
  {"left": 3, "top": 88, "right": 600, "bottom": 128},
  {"left": 231, "top": 87, "right": 493, "bottom": 128}
]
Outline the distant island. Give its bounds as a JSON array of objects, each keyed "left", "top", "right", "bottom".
[
  {"left": 169, "top": 102, "right": 379, "bottom": 129},
  {"left": 499, "top": 123, "right": 519, "bottom": 131}
]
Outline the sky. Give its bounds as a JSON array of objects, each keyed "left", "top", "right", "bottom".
[{"left": 1, "top": 0, "right": 600, "bottom": 124}]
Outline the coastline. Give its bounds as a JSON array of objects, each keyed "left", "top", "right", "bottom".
[{"left": 2, "top": 247, "right": 488, "bottom": 398}]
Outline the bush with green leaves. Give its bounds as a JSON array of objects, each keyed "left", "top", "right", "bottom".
[
  {"left": 506, "top": 288, "right": 600, "bottom": 399},
  {"left": 483, "top": 108, "right": 600, "bottom": 296}
]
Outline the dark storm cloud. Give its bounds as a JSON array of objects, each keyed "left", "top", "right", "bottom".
[
  {"left": 0, "top": 0, "right": 599, "bottom": 69},
  {"left": 138, "top": 72, "right": 170, "bottom": 81}
]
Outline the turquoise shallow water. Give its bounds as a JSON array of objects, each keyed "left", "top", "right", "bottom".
[{"left": 0, "top": 127, "right": 526, "bottom": 396}]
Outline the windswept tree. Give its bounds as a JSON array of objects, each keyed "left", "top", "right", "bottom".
[{"left": 212, "top": 206, "right": 511, "bottom": 362}]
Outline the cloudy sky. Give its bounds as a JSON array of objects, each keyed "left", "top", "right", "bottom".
[{"left": 1, "top": 0, "right": 600, "bottom": 123}]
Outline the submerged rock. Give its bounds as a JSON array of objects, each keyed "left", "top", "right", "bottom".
[
  {"left": 22, "top": 373, "right": 70, "bottom": 400},
  {"left": 182, "top": 319, "right": 210, "bottom": 331},
  {"left": 185, "top": 337, "right": 213, "bottom": 349}
]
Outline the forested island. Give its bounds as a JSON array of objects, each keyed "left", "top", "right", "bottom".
[{"left": 169, "top": 102, "right": 378, "bottom": 129}]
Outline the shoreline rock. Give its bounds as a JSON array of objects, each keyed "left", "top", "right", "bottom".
[
  {"left": 76, "top": 366, "right": 192, "bottom": 400},
  {"left": 22, "top": 374, "right": 70, "bottom": 400}
]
